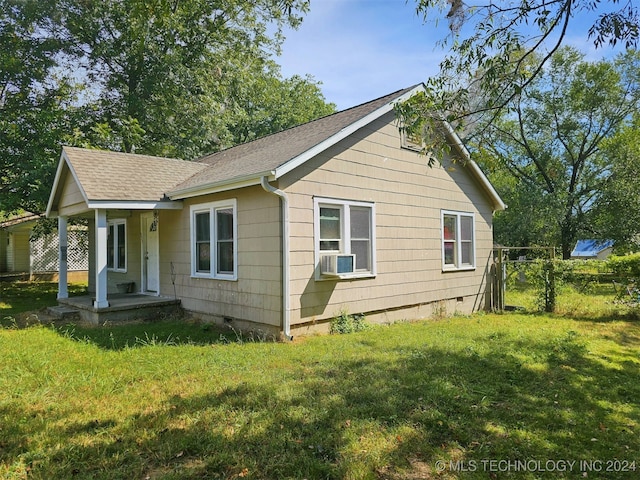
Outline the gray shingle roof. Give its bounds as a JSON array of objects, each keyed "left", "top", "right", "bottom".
[
  {"left": 169, "top": 86, "right": 418, "bottom": 195},
  {"left": 62, "top": 146, "right": 207, "bottom": 202},
  {"left": 49, "top": 85, "right": 505, "bottom": 213},
  {"left": 0, "top": 212, "right": 40, "bottom": 228}
]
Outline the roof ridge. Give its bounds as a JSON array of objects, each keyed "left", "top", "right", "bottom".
[{"left": 62, "top": 145, "right": 186, "bottom": 163}]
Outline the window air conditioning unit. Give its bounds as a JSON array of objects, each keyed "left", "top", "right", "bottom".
[{"left": 321, "top": 254, "right": 355, "bottom": 276}]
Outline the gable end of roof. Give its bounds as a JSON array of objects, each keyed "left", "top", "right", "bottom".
[
  {"left": 46, "top": 148, "right": 90, "bottom": 217},
  {"left": 168, "top": 85, "right": 424, "bottom": 198},
  {"left": 273, "top": 84, "right": 425, "bottom": 179}
]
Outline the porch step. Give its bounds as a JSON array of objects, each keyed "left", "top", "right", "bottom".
[{"left": 47, "top": 305, "right": 81, "bottom": 320}]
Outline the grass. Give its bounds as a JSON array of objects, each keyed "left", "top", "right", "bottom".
[
  {"left": 0, "top": 282, "right": 639, "bottom": 479},
  {"left": 506, "top": 273, "right": 640, "bottom": 320},
  {"left": 0, "top": 281, "right": 87, "bottom": 325}
]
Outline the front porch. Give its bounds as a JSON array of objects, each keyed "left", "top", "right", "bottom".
[
  {"left": 54, "top": 294, "right": 181, "bottom": 324},
  {"left": 46, "top": 147, "right": 201, "bottom": 321}
]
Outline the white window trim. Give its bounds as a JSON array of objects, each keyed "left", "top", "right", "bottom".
[
  {"left": 107, "top": 219, "right": 127, "bottom": 273},
  {"left": 400, "top": 129, "right": 424, "bottom": 152},
  {"left": 190, "top": 199, "right": 238, "bottom": 281},
  {"left": 441, "top": 210, "right": 476, "bottom": 271},
  {"left": 314, "top": 197, "right": 376, "bottom": 280}
]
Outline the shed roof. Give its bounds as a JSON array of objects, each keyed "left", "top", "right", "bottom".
[
  {"left": 0, "top": 212, "right": 40, "bottom": 228},
  {"left": 0, "top": 212, "right": 40, "bottom": 230},
  {"left": 570, "top": 239, "right": 614, "bottom": 257}
]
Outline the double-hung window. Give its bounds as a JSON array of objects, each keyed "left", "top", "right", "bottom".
[
  {"left": 442, "top": 210, "right": 475, "bottom": 270},
  {"left": 190, "top": 200, "right": 237, "bottom": 280},
  {"left": 107, "top": 219, "right": 126, "bottom": 272},
  {"left": 315, "top": 197, "right": 376, "bottom": 278}
]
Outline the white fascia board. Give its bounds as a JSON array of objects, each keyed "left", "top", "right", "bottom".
[
  {"left": 441, "top": 121, "right": 507, "bottom": 212},
  {"left": 168, "top": 173, "right": 274, "bottom": 200},
  {"left": 466, "top": 159, "right": 507, "bottom": 212},
  {"left": 274, "top": 85, "right": 426, "bottom": 180},
  {"left": 46, "top": 150, "right": 90, "bottom": 217},
  {"left": 86, "top": 200, "right": 183, "bottom": 210}
]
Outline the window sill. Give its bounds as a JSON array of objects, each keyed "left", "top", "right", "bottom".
[
  {"left": 442, "top": 266, "right": 476, "bottom": 272},
  {"left": 191, "top": 273, "right": 237, "bottom": 281},
  {"left": 108, "top": 268, "right": 127, "bottom": 273},
  {"left": 317, "top": 273, "right": 376, "bottom": 281},
  {"left": 400, "top": 144, "right": 422, "bottom": 153}
]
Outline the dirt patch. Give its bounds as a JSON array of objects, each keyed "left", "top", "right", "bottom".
[
  {"left": 1, "top": 308, "right": 94, "bottom": 329},
  {"left": 377, "top": 458, "right": 440, "bottom": 479}
]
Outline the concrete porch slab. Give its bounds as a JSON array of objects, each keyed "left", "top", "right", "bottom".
[{"left": 57, "top": 294, "right": 181, "bottom": 324}]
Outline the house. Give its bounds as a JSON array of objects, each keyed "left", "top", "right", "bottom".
[
  {"left": 570, "top": 239, "right": 614, "bottom": 260},
  {"left": 0, "top": 212, "right": 88, "bottom": 281},
  {"left": 46, "top": 84, "right": 506, "bottom": 336}
]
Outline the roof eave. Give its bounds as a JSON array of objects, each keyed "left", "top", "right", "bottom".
[
  {"left": 86, "top": 200, "right": 184, "bottom": 210},
  {"left": 441, "top": 122, "right": 507, "bottom": 212},
  {"left": 168, "top": 172, "right": 275, "bottom": 200},
  {"left": 0, "top": 213, "right": 41, "bottom": 229}
]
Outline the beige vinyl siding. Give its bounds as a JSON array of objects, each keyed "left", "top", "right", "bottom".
[
  {"left": 86, "top": 212, "right": 142, "bottom": 295},
  {"left": 58, "top": 172, "right": 89, "bottom": 216},
  {"left": 0, "top": 230, "right": 6, "bottom": 271},
  {"left": 281, "top": 111, "right": 495, "bottom": 326},
  {"left": 111, "top": 213, "right": 141, "bottom": 292},
  {"left": 7, "top": 232, "right": 30, "bottom": 272},
  {"left": 160, "top": 186, "right": 282, "bottom": 328},
  {"left": 6, "top": 233, "right": 14, "bottom": 271}
]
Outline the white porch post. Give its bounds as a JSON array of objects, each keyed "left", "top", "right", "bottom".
[
  {"left": 94, "top": 209, "right": 109, "bottom": 308},
  {"left": 57, "top": 216, "right": 69, "bottom": 299}
]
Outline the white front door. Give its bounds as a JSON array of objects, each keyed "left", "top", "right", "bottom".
[{"left": 142, "top": 213, "right": 160, "bottom": 294}]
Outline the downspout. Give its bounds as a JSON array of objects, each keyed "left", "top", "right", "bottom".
[{"left": 261, "top": 176, "right": 292, "bottom": 340}]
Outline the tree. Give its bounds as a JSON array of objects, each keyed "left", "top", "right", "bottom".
[
  {"left": 399, "top": 0, "right": 639, "bottom": 144},
  {"left": 1, "top": 0, "right": 335, "bottom": 214},
  {"left": 590, "top": 118, "right": 640, "bottom": 250},
  {"left": 227, "top": 72, "right": 336, "bottom": 145},
  {"left": 0, "top": 1, "right": 78, "bottom": 213},
  {"left": 474, "top": 48, "right": 640, "bottom": 258},
  {"left": 55, "top": 0, "right": 312, "bottom": 156}
]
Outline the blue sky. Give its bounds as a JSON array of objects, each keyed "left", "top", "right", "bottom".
[{"left": 276, "top": 0, "right": 624, "bottom": 110}]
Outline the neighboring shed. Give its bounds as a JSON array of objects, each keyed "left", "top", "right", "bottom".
[
  {"left": 46, "top": 84, "right": 506, "bottom": 335},
  {"left": 0, "top": 212, "right": 88, "bottom": 281},
  {"left": 570, "top": 240, "right": 614, "bottom": 260}
]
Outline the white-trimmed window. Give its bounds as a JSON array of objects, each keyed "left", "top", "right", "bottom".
[
  {"left": 107, "top": 219, "right": 127, "bottom": 272},
  {"left": 314, "top": 197, "right": 376, "bottom": 278},
  {"left": 442, "top": 210, "right": 475, "bottom": 270},
  {"left": 190, "top": 199, "right": 237, "bottom": 280},
  {"left": 401, "top": 129, "right": 424, "bottom": 151}
]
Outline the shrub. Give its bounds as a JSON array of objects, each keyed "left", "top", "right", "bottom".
[
  {"left": 330, "top": 309, "right": 369, "bottom": 334},
  {"left": 606, "top": 253, "right": 640, "bottom": 278}
]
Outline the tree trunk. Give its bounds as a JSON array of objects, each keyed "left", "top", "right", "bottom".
[{"left": 560, "top": 219, "right": 575, "bottom": 260}]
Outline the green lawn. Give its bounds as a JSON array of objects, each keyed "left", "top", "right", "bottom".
[
  {"left": 0, "top": 282, "right": 87, "bottom": 325},
  {"left": 1, "top": 283, "right": 639, "bottom": 479}
]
